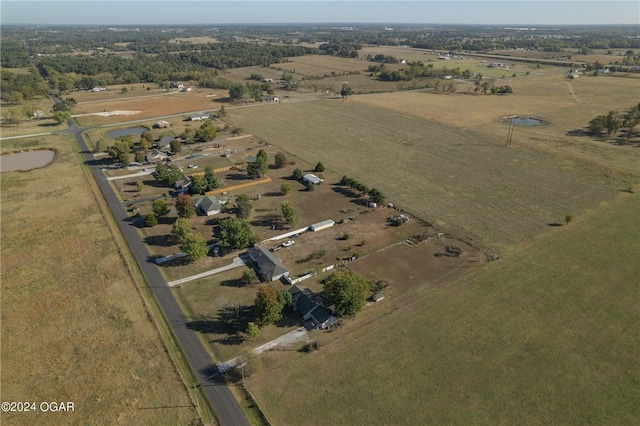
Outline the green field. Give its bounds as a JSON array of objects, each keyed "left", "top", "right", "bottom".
[
  {"left": 0, "top": 136, "right": 199, "bottom": 425},
  {"left": 247, "top": 193, "right": 640, "bottom": 425}
]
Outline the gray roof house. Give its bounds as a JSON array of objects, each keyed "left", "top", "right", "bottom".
[
  {"left": 146, "top": 148, "right": 168, "bottom": 163},
  {"left": 193, "top": 195, "right": 227, "bottom": 216},
  {"left": 289, "top": 285, "right": 337, "bottom": 330},
  {"left": 247, "top": 247, "right": 289, "bottom": 282},
  {"left": 158, "top": 136, "right": 174, "bottom": 150},
  {"left": 187, "top": 113, "right": 211, "bottom": 121}
]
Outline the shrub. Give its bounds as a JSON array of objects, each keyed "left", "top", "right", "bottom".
[
  {"left": 144, "top": 213, "right": 158, "bottom": 227},
  {"left": 342, "top": 233, "right": 350, "bottom": 240}
]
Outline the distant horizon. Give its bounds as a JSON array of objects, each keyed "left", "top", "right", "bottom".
[{"left": 1, "top": 1, "right": 639, "bottom": 26}]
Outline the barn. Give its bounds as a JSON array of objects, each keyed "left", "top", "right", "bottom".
[{"left": 310, "top": 219, "right": 335, "bottom": 232}]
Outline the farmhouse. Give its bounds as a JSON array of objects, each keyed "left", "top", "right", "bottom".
[
  {"left": 187, "top": 113, "right": 211, "bottom": 121},
  {"left": 310, "top": 219, "right": 335, "bottom": 232},
  {"left": 438, "top": 54, "right": 451, "bottom": 60},
  {"left": 488, "top": 62, "right": 507, "bottom": 68},
  {"left": 289, "top": 285, "right": 337, "bottom": 330},
  {"left": 146, "top": 149, "right": 168, "bottom": 163},
  {"left": 303, "top": 174, "right": 322, "bottom": 185},
  {"left": 174, "top": 177, "right": 191, "bottom": 192},
  {"left": 247, "top": 247, "right": 289, "bottom": 282},
  {"left": 193, "top": 195, "right": 227, "bottom": 216}
]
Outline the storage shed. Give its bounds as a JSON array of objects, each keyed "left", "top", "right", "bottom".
[{"left": 310, "top": 219, "right": 335, "bottom": 232}]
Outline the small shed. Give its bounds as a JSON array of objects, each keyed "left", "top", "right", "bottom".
[
  {"left": 303, "top": 174, "right": 322, "bottom": 185},
  {"left": 310, "top": 219, "right": 335, "bottom": 232},
  {"left": 153, "top": 120, "right": 170, "bottom": 129},
  {"left": 372, "top": 291, "right": 385, "bottom": 302}
]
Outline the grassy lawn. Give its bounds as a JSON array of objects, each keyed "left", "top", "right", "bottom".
[
  {"left": 247, "top": 193, "right": 640, "bottom": 425},
  {"left": 0, "top": 135, "right": 199, "bottom": 425}
]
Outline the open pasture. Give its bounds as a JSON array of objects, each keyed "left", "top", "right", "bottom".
[
  {"left": 0, "top": 135, "right": 198, "bottom": 426},
  {"left": 223, "top": 93, "right": 634, "bottom": 254},
  {"left": 247, "top": 193, "right": 640, "bottom": 425},
  {"left": 73, "top": 89, "right": 226, "bottom": 127}
]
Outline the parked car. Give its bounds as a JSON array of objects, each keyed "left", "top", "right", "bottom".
[
  {"left": 282, "top": 240, "right": 295, "bottom": 247},
  {"left": 188, "top": 164, "right": 198, "bottom": 169}
]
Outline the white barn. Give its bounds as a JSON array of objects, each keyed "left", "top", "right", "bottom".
[{"left": 310, "top": 219, "right": 335, "bottom": 232}]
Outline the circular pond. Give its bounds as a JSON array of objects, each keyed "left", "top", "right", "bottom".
[
  {"left": 0, "top": 149, "right": 55, "bottom": 172},
  {"left": 106, "top": 126, "right": 148, "bottom": 139}
]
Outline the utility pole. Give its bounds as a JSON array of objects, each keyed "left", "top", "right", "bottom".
[{"left": 506, "top": 116, "right": 515, "bottom": 147}]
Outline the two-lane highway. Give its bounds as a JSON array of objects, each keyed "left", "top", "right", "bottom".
[{"left": 69, "top": 120, "right": 249, "bottom": 426}]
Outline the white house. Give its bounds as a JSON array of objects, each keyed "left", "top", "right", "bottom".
[{"left": 303, "top": 174, "right": 322, "bottom": 185}]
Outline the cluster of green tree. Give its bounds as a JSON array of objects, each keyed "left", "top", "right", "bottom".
[
  {"left": 171, "top": 216, "right": 208, "bottom": 261},
  {"left": 588, "top": 104, "right": 640, "bottom": 138},
  {"left": 194, "top": 120, "right": 217, "bottom": 142},
  {"left": 229, "top": 81, "right": 274, "bottom": 101},
  {"left": 324, "top": 271, "right": 371, "bottom": 317},
  {"left": 366, "top": 54, "right": 400, "bottom": 64},
  {"left": 378, "top": 62, "right": 473, "bottom": 82},
  {"left": 254, "top": 284, "right": 292, "bottom": 326},
  {"left": 37, "top": 42, "right": 314, "bottom": 89},
  {"left": 247, "top": 149, "right": 268, "bottom": 178},
  {"left": 318, "top": 42, "right": 361, "bottom": 58},
  {"left": 472, "top": 80, "right": 513, "bottom": 95},
  {"left": 0, "top": 38, "right": 31, "bottom": 67},
  {"left": 154, "top": 162, "right": 184, "bottom": 187},
  {"left": 189, "top": 166, "right": 222, "bottom": 195},
  {"left": 0, "top": 70, "right": 49, "bottom": 104},
  {"left": 339, "top": 176, "right": 385, "bottom": 204}
]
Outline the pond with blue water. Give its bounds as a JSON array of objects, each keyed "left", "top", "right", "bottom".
[
  {"left": 512, "top": 117, "right": 542, "bottom": 126},
  {"left": 106, "top": 126, "right": 148, "bottom": 138}
]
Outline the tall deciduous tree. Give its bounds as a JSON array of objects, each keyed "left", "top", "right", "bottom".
[
  {"left": 106, "top": 140, "right": 131, "bottom": 166},
  {"left": 176, "top": 194, "right": 195, "bottom": 218},
  {"left": 254, "top": 285, "right": 282, "bottom": 325},
  {"left": 235, "top": 194, "right": 253, "bottom": 219},
  {"left": 274, "top": 151, "right": 287, "bottom": 169},
  {"left": 172, "top": 217, "right": 192, "bottom": 244},
  {"left": 152, "top": 198, "right": 170, "bottom": 218},
  {"left": 219, "top": 217, "right": 258, "bottom": 249},
  {"left": 324, "top": 271, "right": 371, "bottom": 317},
  {"left": 180, "top": 231, "right": 208, "bottom": 262},
  {"left": 281, "top": 201, "right": 297, "bottom": 227}
]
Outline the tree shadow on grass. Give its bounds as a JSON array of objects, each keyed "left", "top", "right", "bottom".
[
  {"left": 547, "top": 223, "right": 564, "bottom": 227},
  {"left": 220, "top": 278, "right": 247, "bottom": 288},
  {"left": 143, "top": 234, "right": 175, "bottom": 247},
  {"left": 250, "top": 213, "right": 281, "bottom": 228}
]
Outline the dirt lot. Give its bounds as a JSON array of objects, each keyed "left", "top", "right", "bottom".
[{"left": 73, "top": 88, "right": 228, "bottom": 126}]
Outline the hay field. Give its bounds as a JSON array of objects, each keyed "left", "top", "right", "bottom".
[
  {"left": 224, "top": 94, "right": 634, "bottom": 253},
  {"left": 0, "top": 136, "right": 198, "bottom": 425},
  {"left": 248, "top": 193, "right": 640, "bottom": 425}
]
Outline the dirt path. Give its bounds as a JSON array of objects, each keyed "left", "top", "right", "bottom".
[{"left": 566, "top": 81, "right": 582, "bottom": 104}]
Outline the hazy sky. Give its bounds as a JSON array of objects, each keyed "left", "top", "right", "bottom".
[{"left": 1, "top": 1, "right": 638, "bottom": 26}]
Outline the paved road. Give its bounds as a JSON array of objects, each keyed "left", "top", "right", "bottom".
[{"left": 67, "top": 117, "right": 249, "bottom": 426}]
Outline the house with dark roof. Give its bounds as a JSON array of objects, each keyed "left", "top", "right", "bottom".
[
  {"left": 289, "top": 285, "right": 338, "bottom": 330},
  {"left": 247, "top": 247, "right": 289, "bottom": 282},
  {"left": 158, "top": 136, "right": 174, "bottom": 151},
  {"left": 146, "top": 148, "right": 168, "bottom": 163}
]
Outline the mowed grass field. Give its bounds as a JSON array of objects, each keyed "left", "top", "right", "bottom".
[
  {"left": 247, "top": 193, "right": 640, "bottom": 425},
  {"left": 223, "top": 81, "right": 636, "bottom": 253},
  {"left": 0, "top": 136, "right": 198, "bottom": 425}
]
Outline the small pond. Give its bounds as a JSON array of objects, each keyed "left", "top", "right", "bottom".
[
  {"left": 512, "top": 117, "right": 542, "bottom": 126},
  {"left": 106, "top": 126, "right": 148, "bottom": 138},
  {"left": 0, "top": 149, "right": 55, "bottom": 172}
]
